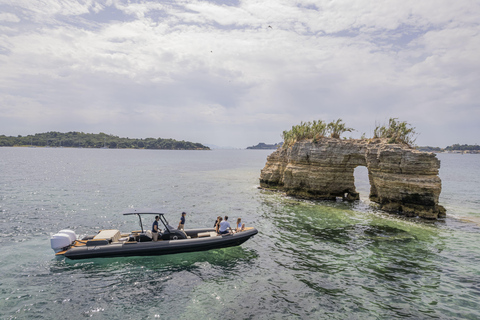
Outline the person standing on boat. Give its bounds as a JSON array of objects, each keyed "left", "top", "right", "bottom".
[
  {"left": 152, "top": 216, "right": 160, "bottom": 241},
  {"left": 178, "top": 212, "right": 186, "bottom": 230},
  {"left": 218, "top": 216, "right": 232, "bottom": 235}
]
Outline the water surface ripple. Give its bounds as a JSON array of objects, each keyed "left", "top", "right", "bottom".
[{"left": 0, "top": 148, "right": 479, "bottom": 319}]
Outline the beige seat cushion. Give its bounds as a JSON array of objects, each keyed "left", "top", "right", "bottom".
[{"left": 94, "top": 230, "right": 121, "bottom": 242}]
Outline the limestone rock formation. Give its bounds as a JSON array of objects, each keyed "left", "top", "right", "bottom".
[{"left": 260, "top": 138, "right": 445, "bottom": 219}]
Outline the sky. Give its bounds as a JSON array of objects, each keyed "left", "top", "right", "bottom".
[{"left": 0, "top": 0, "right": 479, "bottom": 148}]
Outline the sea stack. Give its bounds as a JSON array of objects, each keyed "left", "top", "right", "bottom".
[{"left": 260, "top": 138, "right": 446, "bottom": 219}]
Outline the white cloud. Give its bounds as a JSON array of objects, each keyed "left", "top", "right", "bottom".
[
  {"left": 0, "top": 0, "right": 479, "bottom": 147},
  {"left": 0, "top": 13, "right": 20, "bottom": 23}
]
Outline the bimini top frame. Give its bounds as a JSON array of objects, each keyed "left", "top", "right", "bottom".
[{"left": 121, "top": 208, "right": 171, "bottom": 233}]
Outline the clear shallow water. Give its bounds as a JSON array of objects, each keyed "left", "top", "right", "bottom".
[{"left": 0, "top": 148, "right": 479, "bottom": 319}]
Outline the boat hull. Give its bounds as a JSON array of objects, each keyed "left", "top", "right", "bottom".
[{"left": 64, "top": 228, "right": 258, "bottom": 260}]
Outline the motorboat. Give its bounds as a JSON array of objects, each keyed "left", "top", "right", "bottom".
[{"left": 50, "top": 209, "right": 258, "bottom": 260}]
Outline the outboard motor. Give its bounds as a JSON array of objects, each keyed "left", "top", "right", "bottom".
[{"left": 50, "top": 229, "right": 77, "bottom": 253}]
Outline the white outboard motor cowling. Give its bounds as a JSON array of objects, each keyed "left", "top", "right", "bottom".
[
  {"left": 51, "top": 229, "right": 77, "bottom": 253},
  {"left": 58, "top": 229, "right": 77, "bottom": 243}
]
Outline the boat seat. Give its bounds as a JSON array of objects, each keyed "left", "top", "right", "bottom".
[
  {"left": 198, "top": 231, "right": 218, "bottom": 238},
  {"left": 137, "top": 230, "right": 153, "bottom": 242},
  {"left": 94, "top": 229, "right": 121, "bottom": 243}
]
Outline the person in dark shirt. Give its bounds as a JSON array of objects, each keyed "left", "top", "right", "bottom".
[
  {"left": 213, "top": 216, "right": 221, "bottom": 228},
  {"left": 215, "top": 217, "right": 223, "bottom": 234},
  {"left": 178, "top": 212, "right": 186, "bottom": 230},
  {"left": 152, "top": 216, "right": 160, "bottom": 241}
]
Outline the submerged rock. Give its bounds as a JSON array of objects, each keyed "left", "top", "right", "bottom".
[{"left": 260, "top": 138, "right": 446, "bottom": 219}]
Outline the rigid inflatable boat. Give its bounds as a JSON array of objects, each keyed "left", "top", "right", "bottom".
[{"left": 50, "top": 209, "right": 258, "bottom": 260}]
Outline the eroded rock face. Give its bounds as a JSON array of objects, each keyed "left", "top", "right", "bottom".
[{"left": 260, "top": 138, "right": 445, "bottom": 219}]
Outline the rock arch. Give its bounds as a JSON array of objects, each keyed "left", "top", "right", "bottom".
[{"left": 259, "top": 138, "right": 445, "bottom": 219}]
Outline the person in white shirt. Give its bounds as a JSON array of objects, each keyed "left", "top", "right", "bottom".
[{"left": 218, "top": 216, "right": 232, "bottom": 235}]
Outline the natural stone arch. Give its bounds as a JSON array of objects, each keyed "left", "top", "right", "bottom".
[
  {"left": 260, "top": 138, "right": 445, "bottom": 219},
  {"left": 353, "top": 165, "right": 370, "bottom": 199}
]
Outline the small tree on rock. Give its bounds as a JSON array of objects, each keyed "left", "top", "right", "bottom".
[
  {"left": 373, "top": 118, "right": 417, "bottom": 146},
  {"left": 327, "top": 119, "right": 354, "bottom": 139}
]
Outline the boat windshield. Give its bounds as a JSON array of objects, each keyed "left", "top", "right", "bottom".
[{"left": 122, "top": 210, "right": 167, "bottom": 233}]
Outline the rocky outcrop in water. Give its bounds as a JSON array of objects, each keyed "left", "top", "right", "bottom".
[{"left": 260, "top": 138, "right": 445, "bottom": 219}]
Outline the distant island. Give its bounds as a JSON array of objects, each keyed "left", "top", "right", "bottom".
[
  {"left": 0, "top": 132, "right": 210, "bottom": 150},
  {"left": 417, "top": 144, "right": 480, "bottom": 154},
  {"left": 247, "top": 142, "right": 282, "bottom": 150}
]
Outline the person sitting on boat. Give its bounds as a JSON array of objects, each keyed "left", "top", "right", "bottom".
[
  {"left": 178, "top": 212, "right": 186, "bottom": 230},
  {"left": 218, "top": 216, "right": 232, "bottom": 235},
  {"left": 236, "top": 218, "right": 245, "bottom": 232},
  {"left": 215, "top": 217, "right": 223, "bottom": 233},
  {"left": 152, "top": 216, "right": 160, "bottom": 241},
  {"left": 213, "top": 216, "right": 221, "bottom": 229}
]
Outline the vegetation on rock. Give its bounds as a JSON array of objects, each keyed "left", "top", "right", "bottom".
[
  {"left": 281, "top": 119, "right": 353, "bottom": 148},
  {"left": 328, "top": 119, "right": 354, "bottom": 139},
  {"left": 281, "top": 118, "right": 418, "bottom": 149},
  {"left": 373, "top": 118, "right": 417, "bottom": 146}
]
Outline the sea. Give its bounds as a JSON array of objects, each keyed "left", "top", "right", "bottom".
[{"left": 0, "top": 147, "right": 479, "bottom": 320}]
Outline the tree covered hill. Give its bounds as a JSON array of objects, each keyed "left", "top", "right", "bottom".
[
  {"left": 247, "top": 142, "right": 282, "bottom": 149},
  {"left": 0, "top": 132, "right": 210, "bottom": 150},
  {"left": 416, "top": 144, "right": 479, "bottom": 153},
  {"left": 444, "top": 144, "right": 480, "bottom": 151}
]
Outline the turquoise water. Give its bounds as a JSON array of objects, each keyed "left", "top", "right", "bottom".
[{"left": 0, "top": 148, "right": 479, "bottom": 319}]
